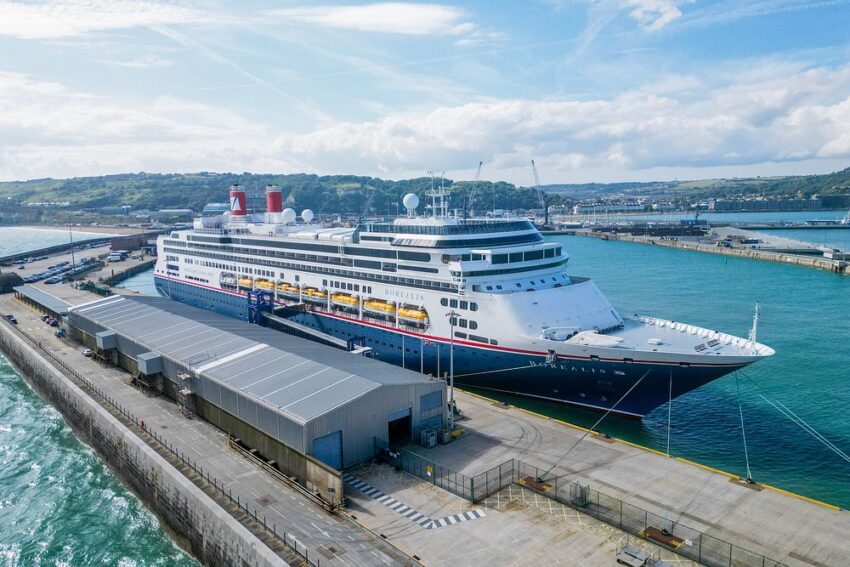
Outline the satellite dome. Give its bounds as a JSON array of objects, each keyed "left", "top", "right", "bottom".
[
  {"left": 301, "top": 209, "right": 314, "bottom": 223},
  {"left": 281, "top": 208, "right": 297, "bottom": 224},
  {"left": 402, "top": 193, "right": 420, "bottom": 211}
]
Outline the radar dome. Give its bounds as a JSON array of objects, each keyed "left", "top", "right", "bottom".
[
  {"left": 301, "top": 209, "right": 314, "bottom": 223},
  {"left": 402, "top": 193, "right": 420, "bottom": 211},
  {"left": 281, "top": 208, "right": 297, "bottom": 224}
]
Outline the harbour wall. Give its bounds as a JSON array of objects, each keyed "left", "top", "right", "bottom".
[
  {"left": 0, "top": 320, "right": 287, "bottom": 567},
  {"left": 584, "top": 231, "right": 849, "bottom": 274},
  {"left": 101, "top": 258, "right": 156, "bottom": 285}
]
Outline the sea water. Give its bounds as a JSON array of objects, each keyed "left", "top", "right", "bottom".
[{"left": 0, "top": 355, "right": 198, "bottom": 566}]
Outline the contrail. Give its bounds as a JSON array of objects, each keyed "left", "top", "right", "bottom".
[{"left": 151, "top": 24, "right": 332, "bottom": 124}]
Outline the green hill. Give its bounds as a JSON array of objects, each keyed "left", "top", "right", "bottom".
[{"left": 0, "top": 172, "right": 571, "bottom": 216}]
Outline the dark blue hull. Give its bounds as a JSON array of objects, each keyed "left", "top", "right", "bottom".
[{"left": 155, "top": 277, "right": 744, "bottom": 418}]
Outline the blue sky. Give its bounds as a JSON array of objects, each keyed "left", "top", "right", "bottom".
[{"left": 0, "top": 0, "right": 849, "bottom": 184}]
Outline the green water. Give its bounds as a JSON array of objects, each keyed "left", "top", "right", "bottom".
[
  {"left": 470, "top": 235, "right": 850, "bottom": 508},
  {"left": 0, "top": 355, "right": 198, "bottom": 566}
]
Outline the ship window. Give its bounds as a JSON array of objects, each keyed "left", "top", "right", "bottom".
[
  {"left": 496, "top": 284, "right": 503, "bottom": 290},
  {"left": 524, "top": 250, "right": 545, "bottom": 261},
  {"left": 470, "top": 302, "right": 478, "bottom": 311},
  {"left": 440, "top": 298, "right": 448, "bottom": 306},
  {"left": 449, "top": 317, "right": 458, "bottom": 326},
  {"left": 471, "top": 253, "right": 483, "bottom": 261},
  {"left": 492, "top": 254, "right": 508, "bottom": 264},
  {"left": 459, "top": 319, "right": 468, "bottom": 328},
  {"left": 515, "top": 283, "right": 522, "bottom": 288},
  {"left": 460, "top": 301, "right": 468, "bottom": 309},
  {"left": 509, "top": 253, "right": 523, "bottom": 263},
  {"left": 354, "top": 284, "right": 360, "bottom": 292},
  {"left": 544, "top": 248, "right": 555, "bottom": 258},
  {"left": 490, "top": 339, "right": 498, "bottom": 345},
  {"left": 486, "top": 286, "right": 493, "bottom": 291},
  {"left": 469, "top": 334, "right": 488, "bottom": 344},
  {"left": 469, "top": 321, "right": 478, "bottom": 330},
  {"left": 455, "top": 332, "right": 467, "bottom": 339},
  {"left": 449, "top": 299, "right": 458, "bottom": 308},
  {"left": 347, "top": 283, "right": 353, "bottom": 290},
  {"left": 322, "top": 279, "right": 327, "bottom": 286}
]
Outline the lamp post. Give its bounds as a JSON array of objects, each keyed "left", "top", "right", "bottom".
[{"left": 446, "top": 310, "right": 458, "bottom": 430}]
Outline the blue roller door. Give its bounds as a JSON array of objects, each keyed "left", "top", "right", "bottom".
[{"left": 313, "top": 430, "right": 342, "bottom": 470}]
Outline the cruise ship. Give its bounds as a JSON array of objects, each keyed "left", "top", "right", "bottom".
[{"left": 154, "top": 184, "right": 774, "bottom": 418}]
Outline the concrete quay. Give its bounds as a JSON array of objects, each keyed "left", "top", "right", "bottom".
[{"left": 412, "top": 390, "right": 850, "bottom": 566}]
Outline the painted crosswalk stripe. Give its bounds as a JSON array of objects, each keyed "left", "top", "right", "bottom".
[{"left": 343, "top": 475, "right": 486, "bottom": 529}]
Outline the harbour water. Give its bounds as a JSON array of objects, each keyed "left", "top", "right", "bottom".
[{"left": 0, "top": 355, "right": 198, "bottom": 566}]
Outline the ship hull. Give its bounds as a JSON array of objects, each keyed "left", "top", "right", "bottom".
[{"left": 155, "top": 276, "right": 745, "bottom": 418}]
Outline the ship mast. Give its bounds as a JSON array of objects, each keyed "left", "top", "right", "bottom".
[
  {"left": 426, "top": 170, "right": 449, "bottom": 219},
  {"left": 748, "top": 302, "right": 760, "bottom": 345}
]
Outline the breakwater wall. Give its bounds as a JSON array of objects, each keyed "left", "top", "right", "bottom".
[
  {"left": 585, "top": 232, "right": 849, "bottom": 274},
  {"left": 0, "top": 321, "right": 289, "bottom": 567}
]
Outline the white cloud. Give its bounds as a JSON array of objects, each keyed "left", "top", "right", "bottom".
[
  {"left": 268, "top": 3, "right": 470, "bottom": 36},
  {"left": 1, "top": 63, "right": 849, "bottom": 183},
  {"left": 271, "top": 63, "right": 850, "bottom": 178},
  {"left": 0, "top": 0, "right": 208, "bottom": 39},
  {"left": 621, "top": 0, "right": 688, "bottom": 31}
]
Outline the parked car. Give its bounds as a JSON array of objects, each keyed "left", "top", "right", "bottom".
[
  {"left": 4, "top": 315, "right": 18, "bottom": 325},
  {"left": 81, "top": 347, "right": 93, "bottom": 357},
  {"left": 55, "top": 329, "right": 66, "bottom": 338}
]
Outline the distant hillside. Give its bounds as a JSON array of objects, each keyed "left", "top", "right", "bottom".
[
  {"left": 2, "top": 166, "right": 848, "bottom": 215},
  {"left": 541, "top": 167, "right": 850, "bottom": 200},
  {"left": 0, "top": 173, "right": 573, "bottom": 216}
]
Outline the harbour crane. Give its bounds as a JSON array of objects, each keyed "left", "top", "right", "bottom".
[
  {"left": 531, "top": 160, "right": 549, "bottom": 227},
  {"left": 465, "top": 161, "right": 483, "bottom": 218}
]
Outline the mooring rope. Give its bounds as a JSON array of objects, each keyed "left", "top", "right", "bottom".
[
  {"left": 537, "top": 369, "right": 651, "bottom": 482},
  {"left": 739, "top": 369, "right": 850, "bottom": 466},
  {"left": 735, "top": 372, "right": 754, "bottom": 481}
]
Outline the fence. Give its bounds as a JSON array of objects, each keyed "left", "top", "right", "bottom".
[
  {"left": 375, "top": 438, "right": 785, "bottom": 567},
  {"left": 8, "top": 321, "right": 321, "bottom": 567}
]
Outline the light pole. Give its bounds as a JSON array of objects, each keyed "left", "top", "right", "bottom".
[{"left": 446, "top": 310, "right": 458, "bottom": 430}]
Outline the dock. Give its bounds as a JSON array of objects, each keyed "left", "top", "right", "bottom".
[{"left": 1, "top": 254, "right": 849, "bottom": 566}]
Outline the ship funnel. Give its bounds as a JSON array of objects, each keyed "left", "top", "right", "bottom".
[
  {"left": 265, "top": 184, "right": 283, "bottom": 224},
  {"left": 229, "top": 184, "right": 247, "bottom": 222}
]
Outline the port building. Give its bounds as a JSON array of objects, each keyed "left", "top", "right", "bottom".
[{"left": 67, "top": 295, "right": 446, "bottom": 502}]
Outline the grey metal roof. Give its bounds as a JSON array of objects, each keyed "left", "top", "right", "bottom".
[
  {"left": 70, "top": 295, "right": 435, "bottom": 423},
  {"left": 13, "top": 285, "right": 71, "bottom": 315}
]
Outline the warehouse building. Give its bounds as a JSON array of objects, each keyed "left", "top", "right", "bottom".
[{"left": 68, "top": 295, "right": 446, "bottom": 504}]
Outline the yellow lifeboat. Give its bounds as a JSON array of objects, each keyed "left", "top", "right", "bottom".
[
  {"left": 255, "top": 278, "right": 274, "bottom": 290},
  {"left": 363, "top": 299, "right": 396, "bottom": 314},
  {"left": 275, "top": 281, "right": 290, "bottom": 291},
  {"left": 238, "top": 277, "right": 253, "bottom": 288},
  {"left": 278, "top": 283, "right": 299, "bottom": 295},
  {"left": 398, "top": 306, "right": 429, "bottom": 322},
  {"left": 332, "top": 293, "right": 359, "bottom": 307},
  {"left": 303, "top": 288, "right": 328, "bottom": 303}
]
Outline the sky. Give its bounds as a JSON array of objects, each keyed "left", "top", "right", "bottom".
[{"left": 1, "top": 0, "right": 849, "bottom": 185}]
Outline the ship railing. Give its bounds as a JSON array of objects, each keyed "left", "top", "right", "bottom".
[{"left": 638, "top": 316, "right": 766, "bottom": 354}]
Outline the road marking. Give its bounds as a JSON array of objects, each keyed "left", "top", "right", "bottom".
[{"left": 343, "top": 473, "right": 486, "bottom": 529}]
